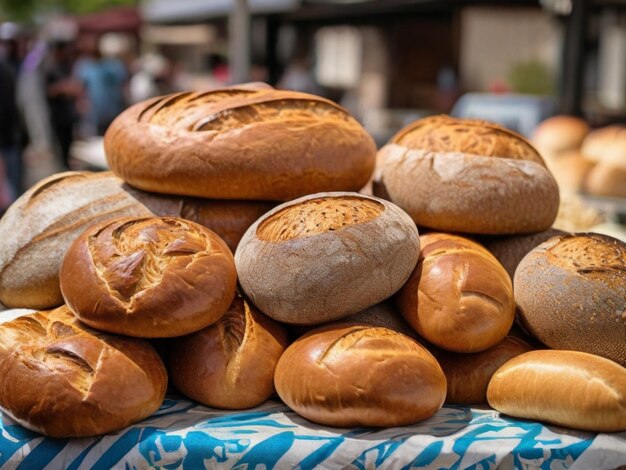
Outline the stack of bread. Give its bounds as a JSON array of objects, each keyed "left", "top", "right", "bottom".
[{"left": 0, "top": 85, "right": 624, "bottom": 439}]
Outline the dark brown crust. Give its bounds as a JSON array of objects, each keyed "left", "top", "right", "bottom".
[
  {"left": 60, "top": 216, "right": 237, "bottom": 338},
  {"left": 0, "top": 306, "right": 167, "bottom": 437},
  {"left": 104, "top": 86, "right": 376, "bottom": 200}
]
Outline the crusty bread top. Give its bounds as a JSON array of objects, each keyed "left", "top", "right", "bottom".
[
  {"left": 390, "top": 115, "right": 544, "bottom": 165},
  {"left": 256, "top": 195, "right": 384, "bottom": 242}
]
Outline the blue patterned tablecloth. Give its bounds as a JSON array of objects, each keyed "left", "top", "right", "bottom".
[{"left": 1, "top": 397, "right": 625, "bottom": 469}]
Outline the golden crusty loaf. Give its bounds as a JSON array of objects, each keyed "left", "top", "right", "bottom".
[
  {"left": 531, "top": 115, "right": 589, "bottom": 158},
  {"left": 0, "top": 306, "right": 167, "bottom": 437},
  {"left": 0, "top": 172, "right": 152, "bottom": 309},
  {"left": 437, "top": 335, "right": 532, "bottom": 405},
  {"left": 274, "top": 324, "right": 446, "bottom": 427},
  {"left": 61, "top": 216, "right": 237, "bottom": 338},
  {"left": 487, "top": 350, "right": 626, "bottom": 432},
  {"left": 235, "top": 192, "right": 420, "bottom": 325},
  {"left": 104, "top": 85, "right": 376, "bottom": 201},
  {"left": 397, "top": 233, "right": 515, "bottom": 353},
  {"left": 515, "top": 233, "right": 626, "bottom": 366},
  {"left": 168, "top": 294, "right": 288, "bottom": 409},
  {"left": 480, "top": 228, "right": 566, "bottom": 279},
  {"left": 124, "top": 187, "right": 275, "bottom": 252},
  {"left": 377, "top": 115, "right": 559, "bottom": 234}
]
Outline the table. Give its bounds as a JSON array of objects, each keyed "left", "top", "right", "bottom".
[{"left": 1, "top": 397, "right": 625, "bottom": 469}]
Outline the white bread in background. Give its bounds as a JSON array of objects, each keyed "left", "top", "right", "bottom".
[
  {"left": 584, "top": 162, "right": 626, "bottom": 199},
  {"left": 581, "top": 125, "right": 625, "bottom": 164},
  {"left": 487, "top": 350, "right": 626, "bottom": 432},
  {"left": 532, "top": 115, "right": 590, "bottom": 158},
  {"left": 546, "top": 150, "right": 595, "bottom": 193}
]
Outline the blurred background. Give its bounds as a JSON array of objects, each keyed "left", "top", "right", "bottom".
[{"left": 0, "top": 0, "right": 625, "bottom": 228}]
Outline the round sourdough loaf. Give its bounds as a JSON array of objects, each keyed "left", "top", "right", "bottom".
[
  {"left": 168, "top": 293, "right": 288, "bottom": 409},
  {"left": 377, "top": 115, "right": 559, "bottom": 234},
  {"left": 437, "top": 335, "right": 533, "bottom": 404},
  {"left": 487, "top": 350, "right": 626, "bottom": 432},
  {"left": 397, "top": 233, "right": 515, "bottom": 353},
  {"left": 104, "top": 85, "right": 376, "bottom": 200},
  {"left": 235, "top": 192, "right": 420, "bottom": 325},
  {"left": 514, "top": 233, "right": 626, "bottom": 366},
  {"left": 124, "top": 186, "right": 275, "bottom": 251},
  {"left": 531, "top": 115, "right": 589, "bottom": 158},
  {"left": 0, "top": 306, "right": 167, "bottom": 437},
  {"left": 60, "top": 216, "right": 237, "bottom": 338},
  {"left": 0, "top": 171, "right": 152, "bottom": 309},
  {"left": 274, "top": 324, "right": 446, "bottom": 427}
]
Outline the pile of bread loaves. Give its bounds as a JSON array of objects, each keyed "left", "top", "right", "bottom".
[{"left": 0, "top": 83, "right": 624, "bottom": 439}]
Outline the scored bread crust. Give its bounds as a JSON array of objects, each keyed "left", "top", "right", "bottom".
[
  {"left": 0, "top": 306, "right": 167, "bottom": 437},
  {"left": 377, "top": 115, "right": 559, "bottom": 234},
  {"left": 0, "top": 172, "right": 152, "bottom": 309},
  {"left": 104, "top": 86, "right": 376, "bottom": 201},
  {"left": 235, "top": 192, "right": 420, "bottom": 325},
  {"left": 60, "top": 216, "right": 237, "bottom": 338}
]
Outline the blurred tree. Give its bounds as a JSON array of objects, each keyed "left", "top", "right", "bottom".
[
  {"left": 508, "top": 59, "right": 555, "bottom": 95},
  {"left": 0, "top": 0, "right": 135, "bottom": 22}
]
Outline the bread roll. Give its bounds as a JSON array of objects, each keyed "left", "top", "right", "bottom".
[
  {"left": 104, "top": 85, "right": 376, "bottom": 201},
  {"left": 487, "top": 350, "right": 626, "bottom": 432},
  {"left": 274, "top": 324, "right": 446, "bottom": 427},
  {"left": 397, "top": 233, "right": 515, "bottom": 353},
  {"left": 515, "top": 233, "right": 626, "bottom": 366},
  {"left": 124, "top": 186, "right": 275, "bottom": 251},
  {"left": 585, "top": 163, "right": 626, "bottom": 199},
  {"left": 581, "top": 125, "right": 625, "bottom": 164},
  {"left": 531, "top": 115, "right": 589, "bottom": 158},
  {"left": 480, "top": 228, "right": 566, "bottom": 279},
  {"left": 378, "top": 115, "right": 559, "bottom": 234},
  {"left": 60, "top": 216, "right": 237, "bottom": 338},
  {"left": 546, "top": 150, "right": 595, "bottom": 193},
  {"left": 438, "top": 336, "right": 532, "bottom": 404},
  {"left": 0, "top": 306, "right": 167, "bottom": 437},
  {"left": 168, "top": 294, "right": 288, "bottom": 409},
  {"left": 235, "top": 192, "right": 420, "bottom": 325},
  {"left": 0, "top": 172, "right": 152, "bottom": 309}
]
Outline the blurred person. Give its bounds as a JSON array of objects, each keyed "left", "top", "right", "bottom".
[
  {"left": 129, "top": 53, "right": 168, "bottom": 103},
  {"left": 278, "top": 56, "right": 321, "bottom": 95}
]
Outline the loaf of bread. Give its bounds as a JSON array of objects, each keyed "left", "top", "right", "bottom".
[
  {"left": 104, "top": 85, "right": 376, "bottom": 201},
  {"left": 377, "top": 115, "right": 559, "bottom": 234},
  {"left": 0, "top": 306, "right": 167, "bottom": 437},
  {"left": 585, "top": 163, "right": 626, "bottom": 199},
  {"left": 274, "top": 324, "right": 446, "bottom": 427},
  {"left": 581, "top": 125, "right": 625, "bottom": 164},
  {"left": 487, "top": 350, "right": 626, "bottom": 432},
  {"left": 235, "top": 192, "right": 420, "bottom": 325},
  {"left": 438, "top": 335, "right": 532, "bottom": 404},
  {"left": 515, "top": 233, "right": 626, "bottom": 366},
  {"left": 61, "top": 216, "right": 237, "bottom": 338},
  {"left": 546, "top": 150, "right": 595, "bottom": 193},
  {"left": 168, "top": 293, "right": 288, "bottom": 409},
  {"left": 124, "top": 186, "right": 275, "bottom": 251},
  {"left": 397, "top": 233, "right": 515, "bottom": 352},
  {"left": 0, "top": 172, "right": 152, "bottom": 309},
  {"left": 531, "top": 115, "right": 589, "bottom": 158}
]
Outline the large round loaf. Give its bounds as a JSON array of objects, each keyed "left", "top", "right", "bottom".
[
  {"left": 124, "top": 187, "right": 275, "bottom": 252},
  {"left": 0, "top": 172, "right": 152, "bottom": 309},
  {"left": 235, "top": 192, "right": 420, "bottom": 325},
  {"left": 274, "top": 324, "right": 446, "bottom": 427},
  {"left": 0, "top": 306, "right": 167, "bottom": 437},
  {"left": 397, "top": 233, "right": 515, "bottom": 352},
  {"left": 487, "top": 350, "right": 626, "bottom": 432},
  {"left": 104, "top": 86, "right": 376, "bottom": 200},
  {"left": 60, "top": 216, "right": 237, "bottom": 338},
  {"left": 377, "top": 115, "right": 559, "bottom": 234},
  {"left": 168, "top": 294, "right": 288, "bottom": 409},
  {"left": 514, "top": 233, "right": 626, "bottom": 366}
]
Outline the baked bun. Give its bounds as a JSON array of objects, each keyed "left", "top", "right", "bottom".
[
  {"left": 0, "top": 306, "right": 167, "bottom": 437},
  {"left": 585, "top": 163, "right": 626, "bottom": 199},
  {"left": 581, "top": 125, "right": 625, "bottom": 164},
  {"left": 168, "top": 293, "right": 287, "bottom": 409},
  {"left": 377, "top": 115, "right": 559, "bottom": 234},
  {"left": 124, "top": 186, "right": 275, "bottom": 252},
  {"left": 104, "top": 86, "right": 376, "bottom": 201},
  {"left": 531, "top": 115, "right": 589, "bottom": 158},
  {"left": 397, "top": 233, "right": 515, "bottom": 353},
  {"left": 235, "top": 192, "right": 420, "bottom": 325},
  {"left": 438, "top": 335, "right": 533, "bottom": 404},
  {"left": 0, "top": 172, "right": 151, "bottom": 309},
  {"left": 274, "top": 324, "right": 446, "bottom": 427},
  {"left": 546, "top": 150, "right": 595, "bottom": 193},
  {"left": 515, "top": 233, "right": 626, "bottom": 366},
  {"left": 487, "top": 350, "right": 626, "bottom": 432},
  {"left": 60, "top": 216, "right": 237, "bottom": 338},
  {"left": 480, "top": 228, "right": 566, "bottom": 279}
]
